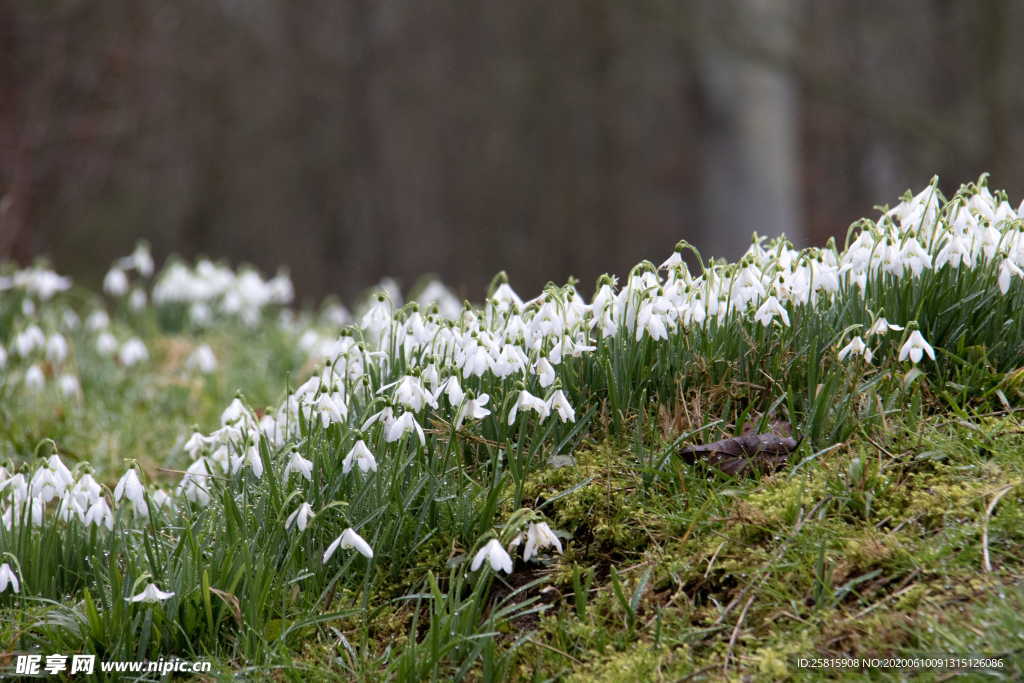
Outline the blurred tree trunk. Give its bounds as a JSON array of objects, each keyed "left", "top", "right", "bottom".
[{"left": 698, "top": 0, "right": 804, "bottom": 258}]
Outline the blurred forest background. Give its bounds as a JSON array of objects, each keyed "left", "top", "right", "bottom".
[{"left": 3, "top": 0, "right": 1022, "bottom": 302}]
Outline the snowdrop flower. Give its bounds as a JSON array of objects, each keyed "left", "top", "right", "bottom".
[
  {"left": 129, "top": 289, "right": 147, "bottom": 311},
  {"left": 837, "top": 336, "right": 873, "bottom": 363},
  {"left": 935, "top": 234, "right": 973, "bottom": 270},
  {"left": 753, "top": 296, "right": 790, "bottom": 327},
  {"left": 342, "top": 440, "right": 378, "bottom": 474},
  {"left": 385, "top": 411, "right": 426, "bottom": 446},
  {"left": 522, "top": 522, "right": 563, "bottom": 561},
  {"left": 14, "top": 325, "right": 45, "bottom": 356},
  {"left": 508, "top": 389, "right": 550, "bottom": 425},
  {"left": 282, "top": 451, "right": 313, "bottom": 482},
  {"left": 471, "top": 538, "right": 513, "bottom": 574},
  {"left": 220, "top": 398, "right": 251, "bottom": 426},
  {"left": 0, "top": 345, "right": 6, "bottom": 369},
  {"left": 126, "top": 242, "right": 155, "bottom": 277},
  {"left": 83, "top": 498, "right": 114, "bottom": 530},
  {"left": 898, "top": 238, "right": 932, "bottom": 276},
  {"left": 24, "top": 364, "right": 45, "bottom": 392},
  {"left": 391, "top": 375, "right": 437, "bottom": 412},
  {"left": 47, "top": 455, "right": 74, "bottom": 490},
  {"left": 316, "top": 392, "right": 348, "bottom": 428},
  {"left": 178, "top": 459, "right": 213, "bottom": 506},
  {"left": 45, "top": 334, "right": 68, "bottom": 363},
  {"left": 0, "top": 563, "right": 19, "bottom": 594},
  {"left": 58, "top": 495, "right": 85, "bottom": 523},
  {"left": 462, "top": 344, "right": 492, "bottom": 378},
  {"left": 114, "top": 469, "right": 148, "bottom": 515},
  {"left": 323, "top": 527, "right": 373, "bottom": 562},
  {"left": 103, "top": 268, "right": 130, "bottom": 296},
  {"left": 58, "top": 374, "right": 81, "bottom": 398},
  {"left": 128, "top": 583, "right": 175, "bottom": 603},
  {"left": 118, "top": 338, "right": 148, "bottom": 366},
  {"left": 546, "top": 389, "right": 576, "bottom": 423},
  {"left": 285, "top": 502, "right": 315, "bottom": 532},
  {"left": 636, "top": 299, "right": 672, "bottom": 341},
  {"left": 533, "top": 357, "right": 557, "bottom": 388},
  {"left": 866, "top": 317, "right": 903, "bottom": 336},
  {"left": 454, "top": 393, "right": 491, "bottom": 429},
  {"left": 244, "top": 445, "right": 264, "bottom": 478},
  {"left": 62, "top": 308, "right": 80, "bottom": 330},
  {"left": 186, "top": 344, "right": 218, "bottom": 374},
  {"left": 86, "top": 310, "right": 110, "bottom": 331},
  {"left": 998, "top": 258, "right": 1024, "bottom": 294},
  {"left": 361, "top": 405, "right": 396, "bottom": 432},
  {"left": 360, "top": 296, "right": 392, "bottom": 337},
  {"left": 29, "top": 467, "right": 63, "bottom": 503},
  {"left": 70, "top": 474, "right": 102, "bottom": 507},
  {"left": 151, "top": 489, "right": 174, "bottom": 510},
  {"left": 899, "top": 330, "right": 936, "bottom": 364},
  {"left": 659, "top": 248, "right": 684, "bottom": 270},
  {"left": 96, "top": 331, "right": 118, "bottom": 356},
  {"left": 441, "top": 376, "right": 465, "bottom": 406}
]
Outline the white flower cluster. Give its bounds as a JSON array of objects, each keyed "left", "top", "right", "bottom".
[
  {"left": 0, "top": 455, "right": 169, "bottom": 533},
  {"left": 153, "top": 260, "right": 294, "bottom": 326},
  {"left": 3, "top": 177, "right": 1024, "bottom": 574},
  {"left": 0, "top": 265, "right": 72, "bottom": 302}
]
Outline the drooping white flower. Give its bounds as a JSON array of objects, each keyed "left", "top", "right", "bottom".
[
  {"left": 323, "top": 527, "right": 374, "bottom": 562},
  {"left": 392, "top": 375, "right": 437, "bottom": 412},
  {"left": 118, "top": 338, "right": 149, "bottom": 366},
  {"left": 998, "top": 258, "right": 1024, "bottom": 294},
  {"left": 866, "top": 317, "right": 904, "bottom": 336},
  {"left": 285, "top": 502, "right": 315, "bottom": 532},
  {"left": 385, "top": 412, "right": 426, "bottom": 446},
  {"left": 129, "top": 289, "right": 147, "bottom": 311},
  {"left": 546, "top": 389, "right": 576, "bottom": 423},
  {"left": 58, "top": 494, "right": 85, "bottom": 523},
  {"left": 898, "top": 238, "right": 932, "bottom": 276},
  {"left": 96, "top": 332, "right": 118, "bottom": 356},
  {"left": 150, "top": 488, "right": 174, "bottom": 511},
  {"left": 470, "top": 538, "right": 513, "bottom": 574},
  {"left": 316, "top": 392, "right": 348, "bottom": 428},
  {"left": 454, "top": 393, "right": 491, "bottom": 429},
  {"left": 0, "top": 563, "right": 20, "bottom": 594},
  {"left": 342, "top": 440, "right": 378, "bottom": 474},
  {"left": 128, "top": 583, "right": 175, "bottom": 603},
  {"left": 282, "top": 451, "right": 314, "bottom": 482},
  {"left": 935, "top": 234, "right": 974, "bottom": 270},
  {"left": 177, "top": 458, "right": 213, "bottom": 506},
  {"left": 899, "top": 330, "right": 936, "bottom": 364},
  {"left": 70, "top": 474, "right": 102, "bottom": 508},
  {"left": 103, "top": 268, "right": 130, "bottom": 296},
  {"left": 127, "top": 242, "right": 155, "bottom": 277},
  {"left": 441, "top": 375, "right": 465, "bottom": 406},
  {"left": 244, "top": 445, "right": 264, "bottom": 479},
  {"left": 507, "top": 389, "right": 550, "bottom": 425},
  {"left": 837, "top": 336, "right": 873, "bottom": 363},
  {"left": 220, "top": 398, "right": 249, "bottom": 425},
  {"left": 753, "top": 296, "right": 790, "bottom": 327},
  {"left": 534, "top": 357, "right": 556, "bottom": 388},
  {"left": 87, "top": 310, "right": 110, "bottom": 331},
  {"left": 186, "top": 344, "right": 218, "bottom": 374},
  {"left": 659, "top": 250, "right": 684, "bottom": 270},
  {"left": 45, "top": 334, "right": 68, "bottom": 363},
  {"left": 114, "top": 469, "right": 147, "bottom": 515},
  {"left": 83, "top": 498, "right": 114, "bottom": 530},
  {"left": 24, "top": 364, "right": 45, "bottom": 392},
  {"left": 14, "top": 325, "right": 45, "bottom": 357},
  {"left": 522, "top": 522, "right": 563, "bottom": 561}
]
